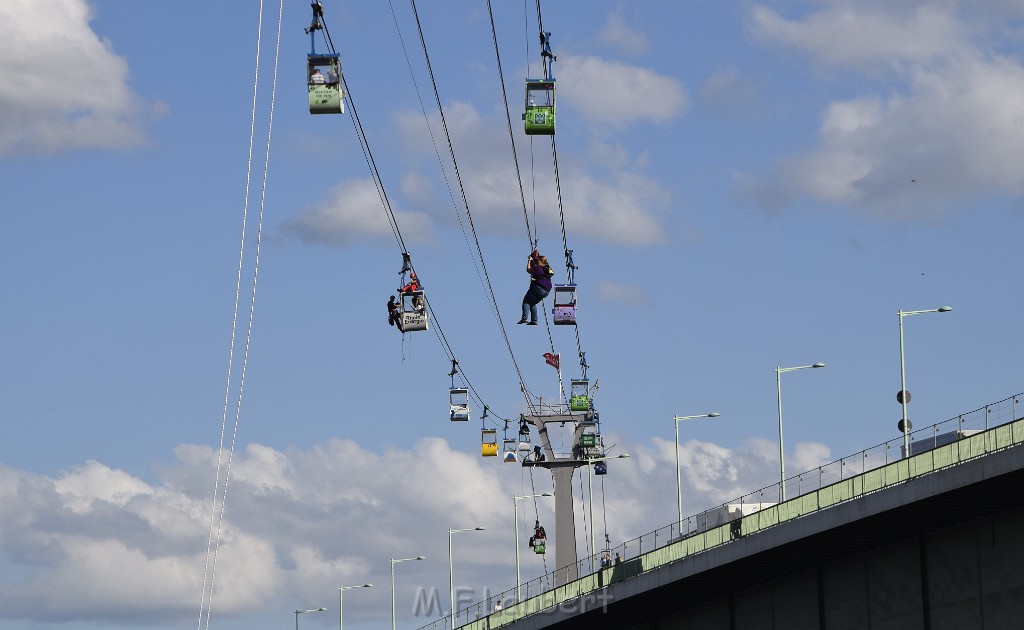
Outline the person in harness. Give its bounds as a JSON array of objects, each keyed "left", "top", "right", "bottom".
[{"left": 518, "top": 251, "right": 553, "bottom": 325}]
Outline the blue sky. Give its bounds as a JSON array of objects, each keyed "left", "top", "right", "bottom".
[{"left": 2, "top": 1, "right": 1023, "bottom": 629}]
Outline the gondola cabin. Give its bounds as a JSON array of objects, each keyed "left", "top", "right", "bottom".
[
  {"left": 518, "top": 420, "right": 532, "bottom": 451},
  {"left": 570, "top": 379, "right": 590, "bottom": 412},
  {"left": 579, "top": 421, "right": 597, "bottom": 449},
  {"left": 530, "top": 524, "right": 547, "bottom": 554},
  {"left": 397, "top": 290, "right": 428, "bottom": 332},
  {"left": 449, "top": 388, "right": 470, "bottom": 421},
  {"left": 594, "top": 461, "right": 608, "bottom": 475},
  {"left": 502, "top": 439, "right": 518, "bottom": 463},
  {"left": 552, "top": 284, "right": 576, "bottom": 325},
  {"left": 481, "top": 429, "right": 498, "bottom": 457},
  {"left": 524, "top": 79, "right": 555, "bottom": 135},
  {"left": 307, "top": 53, "right": 344, "bottom": 114}
]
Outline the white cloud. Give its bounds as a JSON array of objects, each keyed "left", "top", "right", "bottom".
[
  {"left": 393, "top": 102, "right": 672, "bottom": 246},
  {"left": 0, "top": 0, "right": 153, "bottom": 155},
  {"left": 560, "top": 169, "right": 670, "bottom": 245},
  {"left": 558, "top": 55, "right": 689, "bottom": 128},
  {"left": 0, "top": 433, "right": 836, "bottom": 626},
  {"left": 597, "top": 13, "right": 651, "bottom": 57},
  {"left": 596, "top": 280, "right": 652, "bottom": 304},
  {"left": 741, "top": 3, "right": 1024, "bottom": 219},
  {"left": 701, "top": 68, "right": 762, "bottom": 120},
  {"left": 788, "top": 441, "right": 833, "bottom": 473},
  {"left": 748, "top": 3, "right": 966, "bottom": 70},
  {"left": 283, "top": 178, "right": 434, "bottom": 247}
]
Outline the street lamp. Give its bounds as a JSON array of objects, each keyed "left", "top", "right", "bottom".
[
  {"left": 391, "top": 555, "right": 425, "bottom": 630},
  {"left": 584, "top": 453, "right": 630, "bottom": 572},
  {"left": 338, "top": 584, "right": 371, "bottom": 630},
  {"left": 776, "top": 362, "right": 825, "bottom": 501},
  {"left": 513, "top": 492, "right": 553, "bottom": 601},
  {"left": 898, "top": 306, "right": 952, "bottom": 458},
  {"left": 295, "top": 607, "right": 327, "bottom": 630},
  {"left": 448, "top": 526, "right": 485, "bottom": 624},
  {"left": 673, "top": 412, "right": 720, "bottom": 534}
]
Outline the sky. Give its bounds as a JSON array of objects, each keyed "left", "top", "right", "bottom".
[{"left": 2, "top": 1, "right": 1023, "bottom": 629}]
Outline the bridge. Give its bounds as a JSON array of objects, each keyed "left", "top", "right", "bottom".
[{"left": 418, "top": 394, "right": 1024, "bottom": 629}]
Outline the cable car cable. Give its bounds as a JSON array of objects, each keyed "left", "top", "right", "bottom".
[
  {"left": 407, "top": 0, "right": 537, "bottom": 411},
  {"left": 385, "top": 0, "right": 483, "bottom": 271},
  {"left": 199, "top": 2, "right": 284, "bottom": 629},
  {"left": 383, "top": 0, "right": 513, "bottom": 420},
  {"left": 485, "top": 0, "right": 535, "bottom": 248},
  {"left": 334, "top": 5, "right": 517, "bottom": 432},
  {"left": 484, "top": 0, "right": 568, "bottom": 401}
]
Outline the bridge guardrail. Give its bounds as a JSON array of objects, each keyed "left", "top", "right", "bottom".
[{"left": 419, "top": 393, "right": 1023, "bottom": 630}]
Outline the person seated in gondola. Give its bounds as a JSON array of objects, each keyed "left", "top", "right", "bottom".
[
  {"left": 325, "top": 67, "right": 338, "bottom": 85},
  {"left": 309, "top": 68, "right": 326, "bottom": 84},
  {"left": 399, "top": 272, "right": 420, "bottom": 294},
  {"left": 399, "top": 273, "right": 425, "bottom": 312}
]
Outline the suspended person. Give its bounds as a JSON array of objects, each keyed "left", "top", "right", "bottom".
[
  {"left": 386, "top": 295, "right": 400, "bottom": 327},
  {"left": 518, "top": 251, "right": 553, "bottom": 325}
]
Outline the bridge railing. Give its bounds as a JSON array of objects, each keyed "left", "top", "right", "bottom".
[{"left": 418, "top": 393, "right": 1023, "bottom": 630}]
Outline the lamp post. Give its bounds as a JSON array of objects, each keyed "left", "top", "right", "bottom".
[
  {"left": 391, "top": 555, "right": 425, "bottom": 630},
  {"left": 295, "top": 607, "right": 327, "bottom": 630},
  {"left": 673, "top": 412, "right": 720, "bottom": 534},
  {"left": 898, "top": 306, "right": 952, "bottom": 458},
  {"left": 513, "top": 492, "right": 553, "bottom": 601},
  {"left": 584, "top": 453, "right": 630, "bottom": 572},
  {"left": 338, "top": 584, "right": 371, "bottom": 630},
  {"left": 448, "top": 526, "right": 485, "bottom": 625},
  {"left": 776, "top": 362, "right": 825, "bottom": 501}
]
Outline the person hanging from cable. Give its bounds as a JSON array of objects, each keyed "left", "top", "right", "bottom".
[
  {"left": 518, "top": 250, "right": 553, "bottom": 325},
  {"left": 386, "top": 295, "right": 400, "bottom": 328}
]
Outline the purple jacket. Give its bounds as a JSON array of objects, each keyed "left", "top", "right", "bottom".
[{"left": 529, "top": 263, "right": 553, "bottom": 291}]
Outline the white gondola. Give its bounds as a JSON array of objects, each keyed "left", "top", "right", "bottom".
[
  {"left": 552, "top": 284, "right": 577, "bottom": 325},
  {"left": 517, "top": 420, "right": 532, "bottom": 451},
  {"left": 397, "top": 290, "right": 428, "bottom": 332},
  {"left": 307, "top": 53, "right": 344, "bottom": 114},
  {"left": 502, "top": 438, "right": 518, "bottom": 463},
  {"left": 450, "top": 388, "right": 470, "bottom": 422}
]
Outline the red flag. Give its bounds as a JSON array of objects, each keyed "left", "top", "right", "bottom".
[{"left": 543, "top": 352, "right": 560, "bottom": 370}]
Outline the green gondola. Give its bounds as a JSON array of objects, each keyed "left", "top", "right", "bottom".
[{"left": 524, "top": 80, "right": 555, "bottom": 135}]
